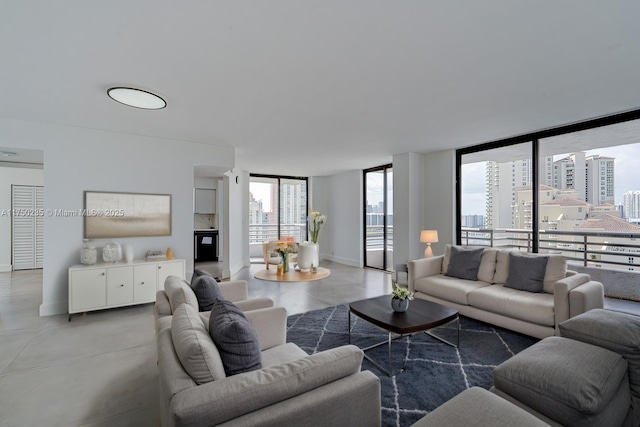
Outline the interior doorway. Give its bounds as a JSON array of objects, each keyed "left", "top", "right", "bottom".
[{"left": 0, "top": 146, "right": 44, "bottom": 272}]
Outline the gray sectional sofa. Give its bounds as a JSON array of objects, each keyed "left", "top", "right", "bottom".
[
  {"left": 408, "top": 245, "right": 605, "bottom": 338},
  {"left": 414, "top": 308, "right": 640, "bottom": 427}
]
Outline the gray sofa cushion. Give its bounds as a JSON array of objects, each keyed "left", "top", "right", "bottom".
[
  {"left": 412, "top": 387, "right": 549, "bottom": 427},
  {"left": 445, "top": 246, "right": 484, "bottom": 280},
  {"left": 504, "top": 252, "right": 548, "bottom": 293},
  {"left": 190, "top": 272, "right": 222, "bottom": 311},
  {"left": 467, "top": 285, "right": 555, "bottom": 326},
  {"left": 170, "top": 304, "right": 226, "bottom": 384},
  {"left": 494, "top": 336, "right": 630, "bottom": 427},
  {"left": 164, "top": 276, "right": 199, "bottom": 313},
  {"left": 209, "top": 298, "right": 262, "bottom": 376},
  {"left": 414, "top": 275, "right": 491, "bottom": 306},
  {"left": 559, "top": 309, "right": 640, "bottom": 425}
]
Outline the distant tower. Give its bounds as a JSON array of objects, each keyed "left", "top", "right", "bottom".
[{"left": 585, "top": 155, "right": 615, "bottom": 205}]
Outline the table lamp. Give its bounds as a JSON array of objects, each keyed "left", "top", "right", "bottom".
[{"left": 420, "top": 230, "right": 438, "bottom": 258}]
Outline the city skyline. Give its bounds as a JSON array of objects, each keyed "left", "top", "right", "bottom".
[{"left": 462, "top": 143, "right": 640, "bottom": 216}]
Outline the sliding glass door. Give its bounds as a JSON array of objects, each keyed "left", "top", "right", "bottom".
[
  {"left": 249, "top": 175, "right": 308, "bottom": 260},
  {"left": 364, "top": 165, "right": 393, "bottom": 270}
]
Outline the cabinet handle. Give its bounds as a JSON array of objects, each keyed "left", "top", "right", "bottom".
[
  {"left": 141, "top": 281, "right": 145, "bottom": 285},
  {"left": 158, "top": 266, "right": 162, "bottom": 269},
  {"left": 101, "top": 272, "right": 105, "bottom": 276},
  {"left": 120, "top": 284, "right": 124, "bottom": 287}
]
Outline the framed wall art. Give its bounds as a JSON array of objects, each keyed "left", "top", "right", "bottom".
[{"left": 84, "top": 191, "right": 171, "bottom": 238}]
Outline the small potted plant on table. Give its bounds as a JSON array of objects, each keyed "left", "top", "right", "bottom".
[{"left": 391, "top": 283, "right": 414, "bottom": 312}]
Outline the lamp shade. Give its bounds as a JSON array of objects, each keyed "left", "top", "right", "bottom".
[{"left": 420, "top": 230, "right": 439, "bottom": 243}]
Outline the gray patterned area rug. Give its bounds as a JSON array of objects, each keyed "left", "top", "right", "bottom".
[{"left": 286, "top": 304, "right": 538, "bottom": 427}]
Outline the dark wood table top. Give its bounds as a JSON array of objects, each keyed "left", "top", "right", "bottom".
[{"left": 349, "top": 295, "right": 459, "bottom": 335}]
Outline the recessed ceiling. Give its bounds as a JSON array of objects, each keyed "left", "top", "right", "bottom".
[{"left": 1, "top": 2, "right": 640, "bottom": 176}]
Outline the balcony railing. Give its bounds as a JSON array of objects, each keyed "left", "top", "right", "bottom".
[
  {"left": 461, "top": 227, "right": 640, "bottom": 271},
  {"left": 249, "top": 223, "right": 307, "bottom": 244},
  {"left": 365, "top": 225, "right": 394, "bottom": 250}
]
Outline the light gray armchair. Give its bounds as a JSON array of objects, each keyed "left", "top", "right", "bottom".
[
  {"left": 155, "top": 276, "right": 274, "bottom": 333},
  {"left": 157, "top": 303, "right": 381, "bottom": 426}
]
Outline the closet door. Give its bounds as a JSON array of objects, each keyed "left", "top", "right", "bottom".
[{"left": 12, "top": 185, "right": 44, "bottom": 270}]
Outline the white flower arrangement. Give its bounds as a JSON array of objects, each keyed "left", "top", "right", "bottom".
[
  {"left": 308, "top": 209, "right": 326, "bottom": 243},
  {"left": 391, "top": 283, "right": 414, "bottom": 300}
]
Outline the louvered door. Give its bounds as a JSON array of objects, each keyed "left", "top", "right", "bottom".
[{"left": 12, "top": 185, "right": 44, "bottom": 270}]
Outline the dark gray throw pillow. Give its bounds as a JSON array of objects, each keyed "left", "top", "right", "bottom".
[
  {"left": 504, "top": 252, "right": 548, "bottom": 293},
  {"left": 190, "top": 271, "right": 222, "bottom": 311},
  {"left": 208, "top": 299, "right": 262, "bottom": 376},
  {"left": 445, "top": 246, "right": 484, "bottom": 280}
]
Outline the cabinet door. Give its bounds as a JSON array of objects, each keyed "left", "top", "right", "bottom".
[
  {"left": 69, "top": 268, "right": 106, "bottom": 313},
  {"left": 133, "top": 264, "right": 157, "bottom": 303},
  {"left": 157, "top": 260, "right": 185, "bottom": 290},
  {"left": 195, "top": 188, "right": 216, "bottom": 213},
  {"left": 106, "top": 266, "right": 133, "bottom": 306}
]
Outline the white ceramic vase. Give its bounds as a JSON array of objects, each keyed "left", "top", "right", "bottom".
[
  {"left": 297, "top": 241, "right": 319, "bottom": 272},
  {"left": 124, "top": 244, "right": 134, "bottom": 262}
]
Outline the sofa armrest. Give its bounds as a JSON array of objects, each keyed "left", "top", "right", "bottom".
[
  {"left": 245, "top": 306, "right": 287, "bottom": 351},
  {"left": 569, "top": 280, "right": 604, "bottom": 317},
  {"left": 170, "top": 345, "right": 365, "bottom": 426},
  {"left": 235, "top": 298, "right": 274, "bottom": 312},
  {"left": 219, "top": 280, "right": 249, "bottom": 302},
  {"left": 553, "top": 273, "right": 591, "bottom": 327},
  {"left": 155, "top": 291, "right": 172, "bottom": 316},
  {"left": 408, "top": 255, "right": 444, "bottom": 293}
]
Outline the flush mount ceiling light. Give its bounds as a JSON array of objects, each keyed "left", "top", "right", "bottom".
[{"left": 107, "top": 87, "right": 166, "bottom": 110}]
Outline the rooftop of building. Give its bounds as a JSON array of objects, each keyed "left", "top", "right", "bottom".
[{"left": 575, "top": 214, "right": 640, "bottom": 232}]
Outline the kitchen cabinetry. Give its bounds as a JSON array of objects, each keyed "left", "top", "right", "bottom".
[
  {"left": 68, "top": 258, "right": 185, "bottom": 320},
  {"left": 194, "top": 188, "right": 216, "bottom": 213}
]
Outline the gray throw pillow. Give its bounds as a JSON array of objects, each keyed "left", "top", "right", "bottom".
[
  {"left": 504, "top": 252, "right": 548, "bottom": 293},
  {"left": 209, "top": 299, "right": 262, "bottom": 376},
  {"left": 191, "top": 270, "right": 222, "bottom": 311},
  {"left": 445, "top": 246, "right": 484, "bottom": 281}
]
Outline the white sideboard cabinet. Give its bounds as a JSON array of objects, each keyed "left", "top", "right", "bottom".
[{"left": 68, "top": 258, "right": 185, "bottom": 320}]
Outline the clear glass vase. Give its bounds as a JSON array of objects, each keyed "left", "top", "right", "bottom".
[{"left": 281, "top": 252, "right": 289, "bottom": 273}]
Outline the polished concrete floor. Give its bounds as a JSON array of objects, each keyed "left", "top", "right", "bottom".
[
  {"left": 0, "top": 261, "right": 393, "bottom": 426},
  {"left": 2, "top": 263, "right": 638, "bottom": 426}
]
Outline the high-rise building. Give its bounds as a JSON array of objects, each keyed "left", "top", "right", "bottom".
[
  {"left": 624, "top": 191, "right": 640, "bottom": 219},
  {"left": 485, "top": 157, "right": 553, "bottom": 229},
  {"left": 553, "top": 152, "right": 586, "bottom": 200},
  {"left": 553, "top": 152, "right": 614, "bottom": 205},
  {"left": 461, "top": 215, "right": 485, "bottom": 228},
  {"left": 585, "top": 155, "right": 615, "bottom": 205}
]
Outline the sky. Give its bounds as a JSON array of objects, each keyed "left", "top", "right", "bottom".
[{"left": 461, "top": 143, "right": 640, "bottom": 216}]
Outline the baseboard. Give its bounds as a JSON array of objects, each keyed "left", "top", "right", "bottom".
[
  {"left": 0, "top": 264, "right": 12, "bottom": 273},
  {"left": 321, "top": 254, "right": 362, "bottom": 268},
  {"left": 39, "top": 301, "right": 68, "bottom": 317},
  {"left": 228, "top": 261, "right": 244, "bottom": 278}
]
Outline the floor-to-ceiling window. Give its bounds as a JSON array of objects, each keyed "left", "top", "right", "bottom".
[
  {"left": 457, "top": 109, "right": 640, "bottom": 276},
  {"left": 249, "top": 174, "right": 308, "bottom": 260},
  {"left": 364, "top": 164, "right": 393, "bottom": 270}
]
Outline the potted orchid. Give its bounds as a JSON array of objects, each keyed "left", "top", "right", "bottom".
[{"left": 391, "top": 283, "right": 414, "bottom": 312}]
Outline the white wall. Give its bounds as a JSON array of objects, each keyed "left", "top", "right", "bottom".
[
  {"left": 0, "top": 118, "right": 234, "bottom": 316},
  {"left": 0, "top": 165, "right": 44, "bottom": 272},
  {"left": 222, "top": 168, "right": 246, "bottom": 278},
  {"left": 321, "top": 170, "right": 363, "bottom": 267},
  {"left": 423, "top": 149, "right": 456, "bottom": 256},
  {"left": 393, "top": 152, "right": 424, "bottom": 265}
]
